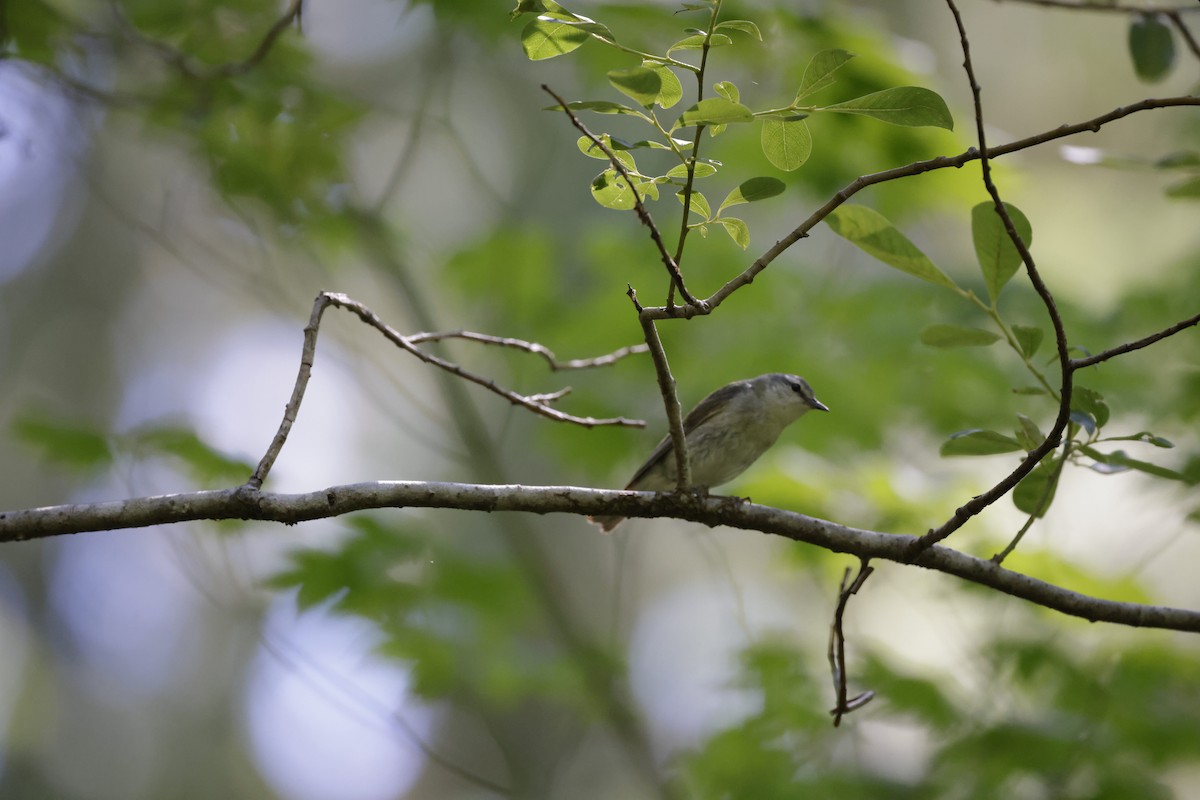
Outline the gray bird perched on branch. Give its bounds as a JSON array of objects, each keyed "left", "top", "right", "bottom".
[{"left": 591, "top": 373, "right": 828, "bottom": 531}]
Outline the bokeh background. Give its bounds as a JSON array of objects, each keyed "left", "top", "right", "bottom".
[{"left": 2, "top": 0, "right": 1199, "bottom": 797}]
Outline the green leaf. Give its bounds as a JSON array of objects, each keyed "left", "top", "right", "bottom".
[
  {"left": 972, "top": 201, "right": 1033, "bottom": 301},
  {"left": 521, "top": 14, "right": 590, "bottom": 60},
  {"left": 718, "top": 217, "right": 750, "bottom": 249},
  {"left": 576, "top": 135, "right": 635, "bottom": 170},
  {"left": 1014, "top": 458, "right": 1060, "bottom": 517},
  {"left": 941, "top": 429, "right": 1023, "bottom": 456},
  {"left": 607, "top": 67, "right": 662, "bottom": 107},
  {"left": 591, "top": 169, "right": 655, "bottom": 210},
  {"left": 1081, "top": 447, "right": 1192, "bottom": 482},
  {"left": 718, "top": 177, "right": 785, "bottom": 211},
  {"left": 760, "top": 119, "right": 812, "bottom": 171},
  {"left": 1073, "top": 386, "right": 1110, "bottom": 428},
  {"left": 546, "top": 100, "right": 646, "bottom": 117},
  {"left": 676, "top": 190, "right": 712, "bottom": 219},
  {"left": 665, "top": 162, "right": 716, "bottom": 180},
  {"left": 1012, "top": 325, "right": 1044, "bottom": 359},
  {"left": 920, "top": 324, "right": 1002, "bottom": 348},
  {"left": 1103, "top": 432, "right": 1174, "bottom": 448},
  {"left": 714, "top": 20, "right": 762, "bottom": 40},
  {"left": 1129, "top": 14, "right": 1175, "bottom": 82},
  {"left": 826, "top": 205, "right": 959, "bottom": 290},
  {"left": 643, "top": 62, "right": 683, "bottom": 108},
  {"left": 14, "top": 415, "right": 113, "bottom": 471},
  {"left": 509, "top": 0, "right": 567, "bottom": 19},
  {"left": 677, "top": 97, "right": 754, "bottom": 127},
  {"left": 667, "top": 32, "right": 732, "bottom": 53},
  {"left": 1015, "top": 414, "right": 1045, "bottom": 451},
  {"left": 794, "top": 49, "right": 856, "bottom": 101},
  {"left": 1165, "top": 176, "right": 1200, "bottom": 199},
  {"left": 822, "top": 86, "right": 954, "bottom": 130},
  {"left": 713, "top": 81, "right": 740, "bottom": 104}
]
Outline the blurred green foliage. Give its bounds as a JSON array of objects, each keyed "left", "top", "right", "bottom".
[{"left": 4, "top": 0, "right": 1200, "bottom": 797}]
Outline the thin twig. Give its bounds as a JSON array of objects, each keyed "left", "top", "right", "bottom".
[
  {"left": 635, "top": 95, "right": 1200, "bottom": 321},
  {"left": 995, "top": 0, "right": 1200, "bottom": 12},
  {"left": 991, "top": 443, "right": 1070, "bottom": 564},
  {"left": 542, "top": 84, "right": 702, "bottom": 308},
  {"left": 911, "top": 0, "right": 1076, "bottom": 555},
  {"left": 827, "top": 560, "right": 875, "bottom": 726},
  {"left": 246, "top": 292, "right": 646, "bottom": 489},
  {"left": 407, "top": 330, "right": 649, "bottom": 371},
  {"left": 1072, "top": 309, "right": 1200, "bottom": 368},
  {"left": 109, "top": 0, "right": 303, "bottom": 81},
  {"left": 669, "top": 0, "right": 724, "bottom": 307},
  {"left": 628, "top": 286, "right": 691, "bottom": 489},
  {"left": 1167, "top": 11, "right": 1200, "bottom": 59}
]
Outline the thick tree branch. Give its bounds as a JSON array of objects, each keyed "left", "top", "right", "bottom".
[{"left": 3, "top": 482, "right": 1199, "bottom": 632}]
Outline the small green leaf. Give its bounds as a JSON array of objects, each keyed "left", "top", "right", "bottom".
[
  {"left": 1104, "top": 432, "right": 1174, "bottom": 448},
  {"left": 666, "top": 162, "right": 716, "bottom": 180},
  {"left": 1014, "top": 458, "right": 1060, "bottom": 517},
  {"left": 1073, "top": 386, "right": 1110, "bottom": 428},
  {"left": 591, "top": 169, "right": 654, "bottom": 210},
  {"left": 1071, "top": 411, "right": 1097, "bottom": 436},
  {"left": 1081, "top": 447, "right": 1191, "bottom": 482},
  {"left": 920, "top": 324, "right": 1001, "bottom": 348},
  {"left": 677, "top": 97, "right": 754, "bottom": 127},
  {"left": 132, "top": 426, "right": 254, "bottom": 485},
  {"left": 576, "top": 135, "right": 635, "bottom": 170},
  {"left": 521, "top": 14, "right": 590, "bottom": 60},
  {"left": 822, "top": 86, "right": 954, "bottom": 130},
  {"left": 676, "top": 190, "right": 711, "bottom": 219},
  {"left": 760, "top": 119, "right": 812, "bottom": 171},
  {"left": 794, "top": 49, "right": 856, "bottom": 101},
  {"left": 1012, "top": 325, "right": 1044, "bottom": 359},
  {"left": 713, "top": 81, "right": 739, "bottom": 104},
  {"left": 714, "top": 20, "right": 762, "bottom": 40},
  {"left": 826, "top": 205, "right": 959, "bottom": 290},
  {"left": 643, "top": 61, "right": 683, "bottom": 108},
  {"left": 718, "top": 177, "right": 785, "bottom": 211},
  {"left": 668, "top": 32, "right": 732, "bottom": 53},
  {"left": 546, "top": 100, "right": 646, "bottom": 117},
  {"left": 1154, "top": 151, "right": 1200, "bottom": 169},
  {"left": 718, "top": 217, "right": 750, "bottom": 249},
  {"left": 607, "top": 67, "right": 662, "bottom": 107},
  {"left": 972, "top": 201, "right": 1033, "bottom": 301},
  {"left": 941, "top": 429, "right": 1023, "bottom": 456},
  {"left": 1129, "top": 13, "right": 1175, "bottom": 82},
  {"left": 1015, "top": 414, "right": 1045, "bottom": 452}
]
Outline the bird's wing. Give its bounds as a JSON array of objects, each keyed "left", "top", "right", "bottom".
[{"left": 625, "top": 381, "right": 745, "bottom": 489}]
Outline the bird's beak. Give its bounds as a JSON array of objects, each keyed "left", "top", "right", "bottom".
[{"left": 811, "top": 398, "right": 830, "bottom": 412}]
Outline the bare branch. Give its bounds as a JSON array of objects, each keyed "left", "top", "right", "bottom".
[
  {"left": 912, "top": 0, "right": 1076, "bottom": 555},
  {"left": 247, "top": 292, "right": 646, "bottom": 489},
  {"left": 628, "top": 286, "right": 691, "bottom": 489},
  {"left": 828, "top": 561, "right": 875, "bottom": 727},
  {"left": 1072, "top": 309, "right": 1200, "bottom": 369},
  {"left": 5, "top": 483, "right": 1200, "bottom": 633},
  {"left": 994, "top": 0, "right": 1200, "bottom": 13},
  {"left": 636, "top": 95, "right": 1200, "bottom": 321},
  {"left": 541, "top": 84, "right": 703, "bottom": 309},
  {"left": 406, "top": 330, "right": 649, "bottom": 371}
]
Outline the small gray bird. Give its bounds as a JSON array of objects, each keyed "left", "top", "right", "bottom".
[{"left": 591, "top": 373, "right": 828, "bottom": 531}]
